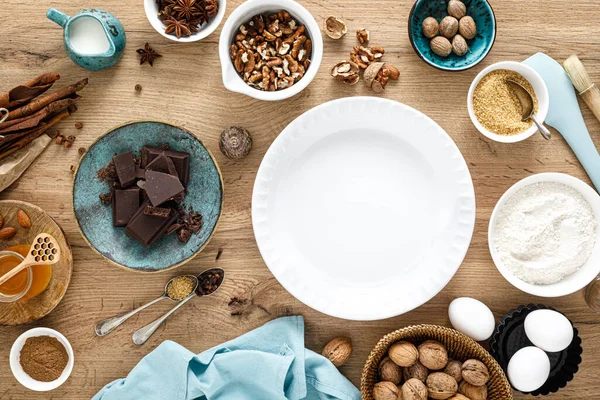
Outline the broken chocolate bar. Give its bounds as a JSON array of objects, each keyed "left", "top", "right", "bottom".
[
  {"left": 146, "top": 154, "right": 178, "bottom": 177},
  {"left": 112, "top": 188, "right": 141, "bottom": 227},
  {"left": 125, "top": 199, "right": 178, "bottom": 248},
  {"left": 113, "top": 151, "right": 136, "bottom": 188},
  {"left": 142, "top": 147, "right": 190, "bottom": 183},
  {"left": 144, "top": 205, "right": 172, "bottom": 218},
  {"left": 144, "top": 170, "right": 185, "bottom": 207}
]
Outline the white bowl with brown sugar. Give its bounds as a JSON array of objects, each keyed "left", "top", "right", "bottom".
[{"left": 468, "top": 61, "right": 549, "bottom": 143}]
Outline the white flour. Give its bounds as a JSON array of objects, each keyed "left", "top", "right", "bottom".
[{"left": 492, "top": 181, "right": 597, "bottom": 285}]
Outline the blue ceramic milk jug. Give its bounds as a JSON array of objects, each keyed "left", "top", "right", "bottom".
[{"left": 47, "top": 8, "right": 126, "bottom": 71}]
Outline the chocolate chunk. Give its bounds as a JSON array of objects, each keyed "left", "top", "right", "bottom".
[
  {"left": 99, "top": 192, "right": 112, "bottom": 205},
  {"left": 142, "top": 147, "right": 190, "bottom": 183},
  {"left": 177, "top": 228, "right": 192, "bottom": 243},
  {"left": 112, "top": 188, "right": 141, "bottom": 227},
  {"left": 135, "top": 166, "right": 146, "bottom": 179},
  {"left": 125, "top": 199, "right": 177, "bottom": 247},
  {"left": 146, "top": 154, "right": 178, "bottom": 177},
  {"left": 144, "top": 170, "right": 185, "bottom": 207},
  {"left": 143, "top": 205, "right": 172, "bottom": 218},
  {"left": 113, "top": 151, "right": 136, "bottom": 188}
]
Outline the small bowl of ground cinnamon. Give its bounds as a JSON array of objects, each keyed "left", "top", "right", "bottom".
[
  {"left": 467, "top": 61, "right": 549, "bottom": 143},
  {"left": 9, "top": 327, "right": 74, "bottom": 391}
]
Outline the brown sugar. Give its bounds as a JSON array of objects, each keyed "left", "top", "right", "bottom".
[
  {"left": 19, "top": 336, "right": 68, "bottom": 382},
  {"left": 473, "top": 69, "right": 538, "bottom": 136}
]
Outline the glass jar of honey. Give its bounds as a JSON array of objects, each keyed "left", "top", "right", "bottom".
[{"left": 0, "top": 250, "right": 31, "bottom": 303}]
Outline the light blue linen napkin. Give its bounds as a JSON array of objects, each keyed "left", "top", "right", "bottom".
[{"left": 93, "top": 316, "right": 360, "bottom": 400}]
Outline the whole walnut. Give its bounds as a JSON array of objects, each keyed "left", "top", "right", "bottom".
[
  {"left": 389, "top": 341, "right": 419, "bottom": 367},
  {"left": 459, "top": 382, "right": 487, "bottom": 400},
  {"left": 379, "top": 356, "right": 402, "bottom": 385},
  {"left": 322, "top": 337, "right": 352, "bottom": 367},
  {"left": 418, "top": 340, "right": 448, "bottom": 370},
  {"left": 422, "top": 17, "right": 439, "bottom": 39},
  {"left": 459, "top": 16, "right": 477, "bottom": 40},
  {"left": 373, "top": 381, "right": 400, "bottom": 400},
  {"left": 403, "top": 360, "right": 428, "bottom": 383},
  {"left": 426, "top": 372, "right": 458, "bottom": 400},
  {"left": 402, "top": 378, "right": 427, "bottom": 400},
  {"left": 461, "top": 360, "right": 490, "bottom": 386},
  {"left": 448, "top": 395, "right": 471, "bottom": 400},
  {"left": 439, "top": 16, "right": 459, "bottom": 38},
  {"left": 444, "top": 360, "right": 463, "bottom": 383}
]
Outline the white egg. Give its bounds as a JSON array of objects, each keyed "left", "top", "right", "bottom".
[
  {"left": 508, "top": 346, "right": 550, "bottom": 392},
  {"left": 524, "top": 309, "right": 574, "bottom": 352},
  {"left": 448, "top": 297, "right": 495, "bottom": 341}
]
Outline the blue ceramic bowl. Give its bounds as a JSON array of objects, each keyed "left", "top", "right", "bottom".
[
  {"left": 73, "top": 121, "right": 223, "bottom": 273},
  {"left": 408, "top": 0, "right": 496, "bottom": 71}
]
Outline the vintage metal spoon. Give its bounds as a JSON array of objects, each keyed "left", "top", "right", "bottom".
[
  {"left": 506, "top": 79, "right": 552, "bottom": 140},
  {"left": 132, "top": 267, "right": 225, "bottom": 345},
  {"left": 95, "top": 275, "right": 199, "bottom": 337}
]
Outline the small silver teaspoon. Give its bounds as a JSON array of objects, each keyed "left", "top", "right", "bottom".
[
  {"left": 506, "top": 79, "right": 551, "bottom": 140},
  {"left": 95, "top": 275, "right": 199, "bottom": 337},
  {"left": 132, "top": 267, "right": 225, "bottom": 345}
]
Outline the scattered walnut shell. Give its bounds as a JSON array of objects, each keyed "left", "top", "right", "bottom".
[
  {"left": 418, "top": 340, "right": 448, "bottom": 370},
  {"left": 402, "top": 378, "right": 427, "bottom": 400},
  {"left": 427, "top": 372, "right": 458, "bottom": 400},
  {"left": 389, "top": 340, "right": 419, "bottom": 367},
  {"left": 331, "top": 61, "right": 360, "bottom": 85},
  {"left": 444, "top": 360, "right": 463, "bottom": 383},
  {"left": 379, "top": 356, "right": 402, "bottom": 385},
  {"left": 17, "top": 209, "right": 31, "bottom": 228},
  {"left": 324, "top": 16, "right": 347, "bottom": 39},
  {"left": 219, "top": 126, "right": 253, "bottom": 159},
  {"left": 447, "top": 0, "right": 467, "bottom": 19},
  {"left": 373, "top": 381, "right": 400, "bottom": 400},
  {"left": 364, "top": 62, "right": 400, "bottom": 93},
  {"left": 422, "top": 17, "right": 439, "bottom": 39},
  {"left": 322, "top": 337, "right": 352, "bottom": 367},
  {"left": 461, "top": 359, "right": 489, "bottom": 386},
  {"left": 459, "top": 16, "right": 477, "bottom": 40},
  {"left": 452, "top": 34, "right": 468, "bottom": 56},
  {"left": 403, "top": 360, "right": 428, "bottom": 383},
  {"left": 439, "top": 16, "right": 459, "bottom": 38},
  {"left": 430, "top": 36, "right": 452, "bottom": 57},
  {"left": 459, "top": 381, "right": 487, "bottom": 400}
]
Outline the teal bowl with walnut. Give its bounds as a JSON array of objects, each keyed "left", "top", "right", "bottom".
[
  {"left": 73, "top": 121, "right": 223, "bottom": 273},
  {"left": 408, "top": 0, "right": 496, "bottom": 71}
]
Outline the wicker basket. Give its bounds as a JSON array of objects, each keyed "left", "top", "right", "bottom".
[{"left": 361, "top": 324, "right": 513, "bottom": 400}]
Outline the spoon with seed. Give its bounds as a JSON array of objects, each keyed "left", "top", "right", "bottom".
[
  {"left": 132, "top": 267, "right": 225, "bottom": 345},
  {"left": 506, "top": 79, "right": 552, "bottom": 140},
  {"left": 95, "top": 275, "right": 199, "bottom": 337}
]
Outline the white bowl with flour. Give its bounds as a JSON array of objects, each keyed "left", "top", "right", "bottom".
[{"left": 489, "top": 173, "right": 600, "bottom": 297}]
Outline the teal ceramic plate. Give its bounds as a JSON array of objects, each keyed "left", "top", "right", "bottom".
[
  {"left": 73, "top": 121, "right": 223, "bottom": 273},
  {"left": 408, "top": 0, "right": 496, "bottom": 71}
]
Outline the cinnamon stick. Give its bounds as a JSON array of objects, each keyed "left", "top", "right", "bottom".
[
  {"left": 0, "top": 105, "right": 76, "bottom": 161},
  {"left": 7, "top": 78, "right": 87, "bottom": 121},
  {"left": 0, "top": 97, "right": 78, "bottom": 135},
  {"left": 0, "top": 73, "right": 61, "bottom": 110}
]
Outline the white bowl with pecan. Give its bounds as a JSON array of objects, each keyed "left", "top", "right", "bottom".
[{"left": 219, "top": 0, "right": 323, "bottom": 101}]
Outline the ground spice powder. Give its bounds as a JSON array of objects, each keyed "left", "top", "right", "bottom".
[
  {"left": 473, "top": 69, "right": 538, "bottom": 136},
  {"left": 19, "top": 336, "right": 68, "bottom": 382}
]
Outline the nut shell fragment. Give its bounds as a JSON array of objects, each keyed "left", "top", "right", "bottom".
[
  {"left": 364, "top": 62, "right": 400, "bottom": 93},
  {"left": 324, "top": 16, "right": 347, "bottom": 39},
  {"left": 331, "top": 61, "right": 360, "bottom": 85}
]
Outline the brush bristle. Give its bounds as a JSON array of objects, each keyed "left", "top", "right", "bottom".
[{"left": 564, "top": 55, "right": 594, "bottom": 94}]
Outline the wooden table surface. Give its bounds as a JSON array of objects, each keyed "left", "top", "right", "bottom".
[{"left": 1, "top": 0, "right": 600, "bottom": 398}]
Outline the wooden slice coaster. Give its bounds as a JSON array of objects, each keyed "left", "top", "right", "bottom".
[{"left": 0, "top": 200, "right": 72, "bottom": 325}]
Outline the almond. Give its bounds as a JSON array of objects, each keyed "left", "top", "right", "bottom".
[
  {"left": 17, "top": 209, "right": 31, "bottom": 228},
  {"left": 322, "top": 337, "right": 352, "bottom": 367},
  {"left": 0, "top": 227, "right": 17, "bottom": 239}
]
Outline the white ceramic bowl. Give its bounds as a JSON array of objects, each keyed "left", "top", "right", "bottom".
[
  {"left": 489, "top": 173, "right": 600, "bottom": 297},
  {"left": 467, "top": 61, "right": 549, "bottom": 143},
  {"left": 10, "top": 327, "right": 74, "bottom": 391},
  {"left": 144, "top": 0, "right": 226, "bottom": 42},
  {"left": 218, "top": 0, "right": 323, "bottom": 101}
]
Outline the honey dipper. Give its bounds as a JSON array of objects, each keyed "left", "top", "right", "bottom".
[{"left": 0, "top": 233, "right": 60, "bottom": 286}]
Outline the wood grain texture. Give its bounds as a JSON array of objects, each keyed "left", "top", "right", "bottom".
[
  {"left": 0, "top": 201, "right": 72, "bottom": 326},
  {"left": 1, "top": 0, "right": 600, "bottom": 398}
]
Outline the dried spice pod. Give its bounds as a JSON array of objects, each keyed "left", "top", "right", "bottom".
[
  {"left": 364, "top": 62, "right": 400, "bottom": 93},
  {"left": 430, "top": 36, "right": 452, "bottom": 57},
  {"left": 331, "top": 61, "right": 360, "bottom": 85},
  {"left": 422, "top": 17, "right": 439, "bottom": 39},
  {"left": 448, "top": 0, "right": 467, "bottom": 19},
  {"left": 439, "top": 16, "right": 459, "bottom": 39},
  {"left": 219, "top": 126, "right": 252, "bottom": 159},
  {"left": 459, "top": 16, "right": 477, "bottom": 40},
  {"left": 322, "top": 337, "right": 352, "bottom": 367},
  {"left": 452, "top": 35, "right": 468, "bottom": 56},
  {"left": 324, "top": 16, "right": 347, "bottom": 39}
]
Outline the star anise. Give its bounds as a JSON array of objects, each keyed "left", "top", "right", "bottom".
[
  {"left": 173, "top": 0, "right": 201, "bottom": 20},
  {"left": 136, "top": 43, "right": 162, "bottom": 66},
  {"left": 165, "top": 17, "right": 192, "bottom": 38},
  {"left": 203, "top": 0, "right": 218, "bottom": 18}
]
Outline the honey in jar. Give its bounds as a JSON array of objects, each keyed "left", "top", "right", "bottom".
[{"left": 0, "top": 244, "right": 52, "bottom": 300}]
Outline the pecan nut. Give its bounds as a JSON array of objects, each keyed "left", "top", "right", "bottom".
[{"left": 331, "top": 61, "right": 360, "bottom": 85}]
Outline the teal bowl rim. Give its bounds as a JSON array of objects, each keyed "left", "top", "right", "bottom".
[
  {"left": 71, "top": 120, "right": 224, "bottom": 274},
  {"left": 407, "top": 0, "right": 497, "bottom": 72}
]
